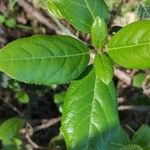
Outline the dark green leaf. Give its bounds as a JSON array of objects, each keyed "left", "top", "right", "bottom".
[
  {"left": 53, "top": 0, "right": 109, "bottom": 33},
  {"left": 94, "top": 54, "right": 113, "bottom": 84},
  {"left": 61, "top": 67, "right": 119, "bottom": 150},
  {"left": 109, "top": 127, "right": 130, "bottom": 150},
  {"left": 108, "top": 20, "right": 150, "bottom": 69},
  {"left": 132, "top": 125, "right": 150, "bottom": 150},
  {"left": 0, "top": 35, "right": 89, "bottom": 85},
  {"left": 137, "top": 4, "right": 150, "bottom": 19}
]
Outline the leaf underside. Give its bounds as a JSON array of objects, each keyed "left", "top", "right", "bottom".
[
  {"left": 61, "top": 68, "right": 119, "bottom": 150},
  {"left": 0, "top": 35, "right": 89, "bottom": 85}
]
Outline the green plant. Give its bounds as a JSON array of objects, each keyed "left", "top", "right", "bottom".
[{"left": 0, "top": 0, "right": 150, "bottom": 149}]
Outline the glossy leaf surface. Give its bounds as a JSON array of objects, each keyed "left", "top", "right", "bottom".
[
  {"left": 91, "top": 17, "right": 108, "bottom": 49},
  {"left": 53, "top": 0, "right": 109, "bottom": 33},
  {"left": 132, "top": 125, "right": 150, "bottom": 150},
  {"left": 0, "top": 35, "right": 89, "bottom": 85},
  {"left": 0, "top": 117, "right": 24, "bottom": 142},
  {"left": 108, "top": 20, "right": 150, "bottom": 69},
  {"left": 61, "top": 67, "right": 119, "bottom": 150},
  {"left": 94, "top": 54, "right": 113, "bottom": 84}
]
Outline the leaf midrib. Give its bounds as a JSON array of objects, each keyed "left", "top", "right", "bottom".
[
  {"left": 0, "top": 52, "right": 89, "bottom": 62},
  {"left": 109, "top": 42, "right": 150, "bottom": 51}
]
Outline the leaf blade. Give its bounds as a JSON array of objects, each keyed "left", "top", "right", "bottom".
[
  {"left": 108, "top": 20, "right": 150, "bottom": 69},
  {"left": 61, "top": 67, "right": 119, "bottom": 150},
  {"left": 0, "top": 35, "right": 89, "bottom": 85},
  {"left": 53, "top": 0, "right": 109, "bottom": 33},
  {"left": 132, "top": 125, "right": 150, "bottom": 150},
  {"left": 0, "top": 117, "right": 24, "bottom": 142},
  {"left": 94, "top": 54, "right": 113, "bottom": 84},
  {"left": 91, "top": 17, "right": 108, "bottom": 49}
]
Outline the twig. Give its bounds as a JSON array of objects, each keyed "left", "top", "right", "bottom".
[
  {"left": 17, "top": 0, "right": 60, "bottom": 33},
  {"left": 21, "top": 117, "right": 61, "bottom": 149},
  {"left": 33, "top": 117, "right": 61, "bottom": 133},
  {"left": 114, "top": 68, "right": 132, "bottom": 86},
  {"left": 118, "top": 105, "right": 150, "bottom": 111},
  {"left": 25, "top": 130, "right": 48, "bottom": 150},
  {"left": 108, "top": 0, "right": 128, "bottom": 28}
]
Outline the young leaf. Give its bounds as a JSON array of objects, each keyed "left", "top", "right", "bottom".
[
  {"left": 109, "top": 127, "right": 130, "bottom": 150},
  {"left": 53, "top": 0, "right": 109, "bottom": 33},
  {"left": 108, "top": 20, "right": 150, "bottom": 69},
  {"left": 91, "top": 17, "right": 108, "bottom": 49},
  {"left": 94, "top": 54, "right": 113, "bottom": 84},
  {"left": 61, "top": 67, "right": 119, "bottom": 150},
  {"left": 0, "top": 35, "right": 89, "bottom": 85},
  {"left": 0, "top": 117, "right": 24, "bottom": 142},
  {"left": 132, "top": 125, "right": 150, "bottom": 149}
]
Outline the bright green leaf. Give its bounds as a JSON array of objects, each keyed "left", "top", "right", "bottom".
[
  {"left": 46, "top": 0, "right": 63, "bottom": 18},
  {"left": 0, "top": 15, "right": 6, "bottom": 24},
  {"left": 61, "top": 67, "right": 119, "bottom": 150},
  {"left": 109, "top": 127, "right": 130, "bottom": 150},
  {"left": 5, "top": 18, "right": 16, "bottom": 28},
  {"left": 94, "top": 54, "right": 113, "bottom": 84},
  {"left": 132, "top": 125, "right": 150, "bottom": 150},
  {"left": 16, "top": 91, "right": 29, "bottom": 104},
  {"left": 0, "top": 117, "right": 24, "bottom": 142},
  {"left": 91, "top": 17, "right": 108, "bottom": 49},
  {"left": 120, "top": 145, "right": 143, "bottom": 150},
  {"left": 133, "top": 73, "right": 146, "bottom": 88},
  {"left": 53, "top": 0, "right": 109, "bottom": 33},
  {"left": 0, "top": 35, "right": 89, "bottom": 85},
  {"left": 108, "top": 20, "right": 150, "bottom": 69}
]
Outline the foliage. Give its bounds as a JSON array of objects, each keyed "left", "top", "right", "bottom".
[{"left": 0, "top": 0, "right": 150, "bottom": 149}]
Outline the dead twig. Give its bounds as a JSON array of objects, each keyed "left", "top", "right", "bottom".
[
  {"left": 118, "top": 105, "right": 150, "bottom": 111},
  {"left": 114, "top": 68, "right": 132, "bottom": 86},
  {"left": 33, "top": 117, "right": 61, "bottom": 133},
  {"left": 17, "top": 0, "right": 60, "bottom": 33},
  {"left": 108, "top": 0, "right": 129, "bottom": 28}
]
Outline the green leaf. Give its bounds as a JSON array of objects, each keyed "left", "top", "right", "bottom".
[
  {"left": 0, "top": 117, "right": 24, "bottom": 142},
  {"left": 109, "top": 127, "right": 130, "bottom": 150},
  {"left": 91, "top": 17, "right": 108, "bottom": 49},
  {"left": 16, "top": 91, "right": 29, "bottom": 104},
  {"left": 94, "top": 54, "right": 113, "bottom": 84},
  {"left": 0, "top": 15, "right": 6, "bottom": 24},
  {"left": 0, "top": 35, "right": 89, "bottom": 85},
  {"left": 46, "top": 0, "right": 63, "bottom": 18},
  {"left": 133, "top": 73, "right": 146, "bottom": 88},
  {"left": 53, "top": 0, "right": 109, "bottom": 33},
  {"left": 5, "top": 18, "right": 16, "bottom": 28},
  {"left": 108, "top": 20, "right": 150, "bottom": 69},
  {"left": 61, "top": 67, "right": 119, "bottom": 150},
  {"left": 132, "top": 125, "right": 150, "bottom": 150},
  {"left": 120, "top": 145, "right": 142, "bottom": 150}
]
